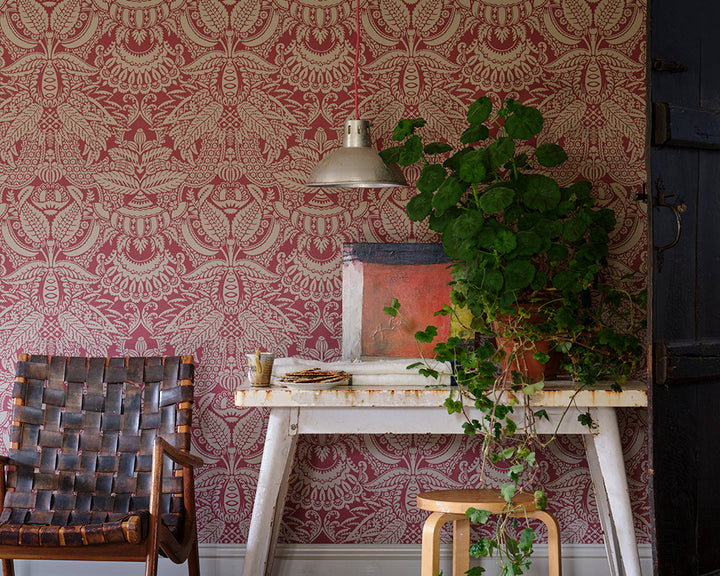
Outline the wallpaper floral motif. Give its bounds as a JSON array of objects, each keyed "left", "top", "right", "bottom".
[{"left": 0, "top": 0, "right": 648, "bottom": 546}]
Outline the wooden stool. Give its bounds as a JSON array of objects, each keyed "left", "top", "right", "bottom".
[{"left": 417, "top": 489, "right": 562, "bottom": 576}]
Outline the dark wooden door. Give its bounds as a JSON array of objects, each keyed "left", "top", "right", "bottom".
[{"left": 650, "top": 1, "right": 720, "bottom": 574}]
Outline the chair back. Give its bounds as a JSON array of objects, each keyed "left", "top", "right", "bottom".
[{"left": 3, "top": 355, "right": 195, "bottom": 538}]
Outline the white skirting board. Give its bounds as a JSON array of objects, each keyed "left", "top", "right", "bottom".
[{"left": 9, "top": 542, "right": 653, "bottom": 576}]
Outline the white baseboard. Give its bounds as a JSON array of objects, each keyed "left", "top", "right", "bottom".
[{"left": 9, "top": 542, "right": 653, "bottom": 576}]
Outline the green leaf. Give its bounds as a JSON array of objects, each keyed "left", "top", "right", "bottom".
[
  {"left": 406, "top": 191, "right": 433, "bottom": 221},
  {"left": 393, "top": 118, "right": 426, "bottom": 141},
  {"left": 535, "top": 143, "right": 568, "bottom": 167},
  {"left": 594, "top": 207, "right": 617, "bottom": 232},
  {"left": 467, "top": 96, "right": 493, "bottom": 125},
  {"left": 470, "top": 538, "right": 494, "bottom": 559},
  {"left": 433, "top": 176, "right": 464, "bottom": 212},
  {"left": 415, "top": 325, "right": 438, "bottom": 343},
  {"left": 494, "top": 228, "right": 517, "bottom": 253},
  {"left": 514, "top": 230, "right": 542, "bottom": 257},
  {"left": 532, "top": 350, "right": 550, "bottom": 364},
  {"left": 441, "top": 226, "right": 462, "bottom": 258},
  {"left": 505, "top": 418, "right": 517, "bottom": 435},
  {"left": 526, "top": 451, "right": 536, "bottom": 466},
  {"left": 466, "top": 507, "right": 492, "bottom": 524},
  {"left": 419, "top": 367, "right": 439, "bottom": 379},
  {"left": 444, "top": 397, "right": 463, "bottom": 413},
  {"left": 480, "top": 269, "right": 504, "bottom": 292},
  {"left": 577, "top": 242, "right": 608, "bottom": 262},
  {"left": 499, "top": 291, "right": 516, "bottom": 308},
  {"left": 562, "top": 218, "right": 588, "bottom": 242},
  {"left": 458, "top": 149, "right": 488, "bottom": 183},
  {"left": 567, "top": 179, "right": 593, "bottom": 202},
  {"left": 379, "top": 145, "right": 402, "bottom": 164},
  {"left": 519, "top": 528, "right": 535, "bottom": 553},
  {"left": 500, "top": 483, "right": 516, "bottom": 502},
  {"left": 534, "top": 490, "right": 547, "bottom": 510},
  {"left": 399, "top": 134, "right": 424, "bottom": 166},
  {"left": 434, "top": 304, "right": 453, "bottom": 317},
  {"left": 504, "top": 103, "right": 543, "bottom": 139},
  {"left": 530, "top": 271, "right": 548, "bottom": 291},
  {"left": 460, "top": 124, "right": 490, "bottom": 144},
  {"left": 452, "top": 209, "right": 484, "bottom": 238},
  {"left": 555, "top": 341, "right": 572, "bottom": 354},
  {"left": 479, "top": 186, "right": 515, "bottom": 213},
  {"left": 416, "top": 164, "right": 447, "bottom": 193},
  {"left": 504, "top": 260, "right": 536, "bottom": 290},
  {"left": 589, "top": 225, "right": 609, "bottom": 244},
  {"left": 578, "top": 411, "right": 594, "bottom": 427},
  {"left": 551, "top": 269, "right": 576, "bottom": 291},
  {"left": 487, "top": 137, "right": 516, "bottom": 170},
  {"left": 534, "top": 409, "right": 549, "bottom": 421},
  {"left": 424, "top": 141, "right": 453, "bottom": 155},
  {"left": 533, "top": 217, "right": 563, "bottom": 239},
  {"left": 383, "top": 298, "right": 400, "bottom": 317},
  {"left": 518, "top": 213, "right": 541, "bottom": 231},
  {"left": 509, "top": 152, "right": 529, "bottom": 170},
  {"left": 547, "top": 243, "right": 569, "bottom": 261},
  {"left": 522, "top": 174, "right": 561, "bottom": 211},
  {"left": 443, "top": 147, "right": 474, "bottom": 171},
  {"left": 383, "top": 306, "right": 398, "bottom": 317},
  {"left": 466, "top": 566, "right": 487, "bottom": 575},
  {"left": 428, "top": 206, "right": 460, "bottom": 233},
  {"left": 522, "top": 381, "right": 544, "bottom": 395}
]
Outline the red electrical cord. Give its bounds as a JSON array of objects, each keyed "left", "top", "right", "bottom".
[{"left": 354, "top": 0, "right": 360, "bottom": 119}]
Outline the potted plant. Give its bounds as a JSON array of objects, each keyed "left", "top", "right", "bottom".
[{"left": 380, "top": 96, "right": 645, "bottom": 575}]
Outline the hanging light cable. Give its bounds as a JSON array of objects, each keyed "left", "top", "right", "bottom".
[{"left": 306, "top": 0, "right": 407, "bottom": 188}]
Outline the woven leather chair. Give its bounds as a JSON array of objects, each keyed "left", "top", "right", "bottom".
[{"left": 0, "top": 354, "right": 204, "bottom": 576}]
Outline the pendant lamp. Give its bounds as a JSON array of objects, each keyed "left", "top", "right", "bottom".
[{"left": 306, "top": 0, "right": 407, "bottom": 188}]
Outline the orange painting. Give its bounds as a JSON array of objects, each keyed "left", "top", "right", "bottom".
[{"left": 361, "top": 261, "right": 452, "bottom": 358}]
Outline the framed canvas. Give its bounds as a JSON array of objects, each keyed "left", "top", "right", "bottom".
[{"left": 342, "top": 243, "right": 457, "bottom": 361}]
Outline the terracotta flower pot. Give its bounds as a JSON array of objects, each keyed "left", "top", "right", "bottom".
[
  {"left": 494, "top": 334, "right": 561, "bottom": 383},
  {"left": 493, "top": 307, "right": 561, "bottom": 383}
]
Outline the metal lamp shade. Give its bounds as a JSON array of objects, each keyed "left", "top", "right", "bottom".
[{"left": 306, "top": 119, "right": 407, "bottom": 188}]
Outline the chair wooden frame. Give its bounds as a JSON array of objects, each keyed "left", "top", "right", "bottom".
[{"left": 0, "top": 354, "right": 204, "bottom": 576}]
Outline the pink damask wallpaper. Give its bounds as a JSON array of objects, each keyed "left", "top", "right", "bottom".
[{"left": 0, "top": 0, "right": 648, "bottom": 546}]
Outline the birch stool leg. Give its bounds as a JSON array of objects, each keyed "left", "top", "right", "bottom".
[
  {"left": 453, "top": 516, "right": 471, "bottom": 576},
  {"left": 527, "top": 509, "right": 562, "bottom": 576}
]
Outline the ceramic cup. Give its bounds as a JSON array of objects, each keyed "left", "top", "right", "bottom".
[{"left": 246, "top": 350, "right": 275, "bottom": 386}]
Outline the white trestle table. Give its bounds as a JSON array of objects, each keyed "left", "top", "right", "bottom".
[{"left": 235, "top": 369, "right": 647, "bottom": 576}]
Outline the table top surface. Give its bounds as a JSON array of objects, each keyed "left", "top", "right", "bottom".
[{"left": 235, "top": 380, "right": 647, "bottom": 409}]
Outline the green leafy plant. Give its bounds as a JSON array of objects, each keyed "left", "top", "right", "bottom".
[
  {"left": 382, "top": 96, "right": 644, "bottom": 387},
  {"left": 381, "top": 96, "right": 645, "bottom": 575}
]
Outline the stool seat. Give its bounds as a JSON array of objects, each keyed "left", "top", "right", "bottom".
[
  {"left": 417, "top": 489, "right": 561, "bottom": 576},
  {"left": 418, "top": 488, "right": 539, "bottom": 514}
]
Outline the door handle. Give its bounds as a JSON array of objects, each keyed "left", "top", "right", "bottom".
[{"left": 654, "top": 177, "right": 686, "bottom": 270}]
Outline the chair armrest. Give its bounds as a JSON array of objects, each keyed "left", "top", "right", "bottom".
[
  {"left": 0, "top": 455, "right": 9, "bottom": 466},
  {"left": 153, "top": 436, "right": 204, "bottom": 469}
]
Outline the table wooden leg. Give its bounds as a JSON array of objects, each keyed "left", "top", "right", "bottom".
[
  {"left": 242, "top": 407, "right": 299, "bottom": 576},
  {"left": 585, "top": 433, "right": 622, "bottom": 576},
  {"left": 586, "top": 407, "right": 642, "bottom": 576}
]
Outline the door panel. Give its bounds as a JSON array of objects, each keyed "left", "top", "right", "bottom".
[{"left": 650, "top": 1, "right": 720, "bottom": 574}]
